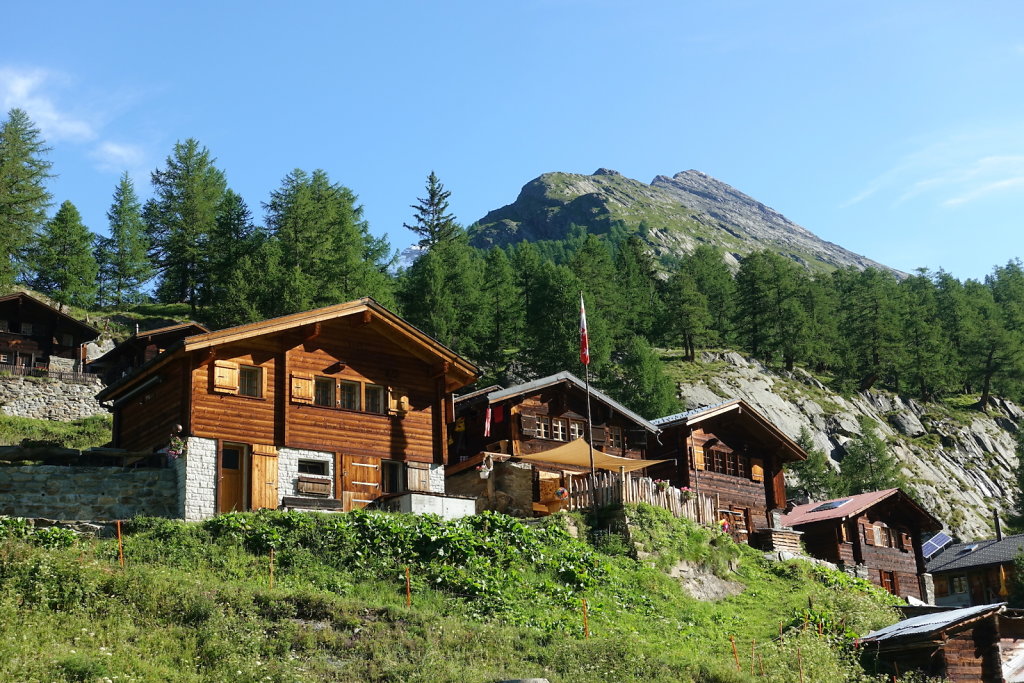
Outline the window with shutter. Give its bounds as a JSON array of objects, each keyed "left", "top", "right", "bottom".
[
  {"left": 692, "top": 443, "right": 705, "bottom": 470},
  {"left": 591, "top": 425, "right": 606, "bottom": 445},
  {"left": 750, "top": 458, "right": 765, "bottom": 482},
  {"left": 213, "top": 360, "right": 240, "bottom": 394},
  {"left": 519, "top": 413, "right": 538, "bottom": 437},
  {"left": 864, "top": 525, "right": 875, "bottom": 545},
  {"left": 291, "top": 373, "right": 315, "bottom": 404},
  {"left": 390, "top": 387, "right": 409, "bottom": 415},
  {"left": 900, "top": 532, "right": 912, "bottom": 551}
]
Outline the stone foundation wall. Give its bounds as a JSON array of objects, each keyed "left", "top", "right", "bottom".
[
  {"left": 182, "top": 437, "right": 217, "bottom": 521},
  {"left": 0, "top": 465, "right": 177, "bottom": 520},
  {"left": 0, "top": 375, "right": 106, "bottom": 421}
]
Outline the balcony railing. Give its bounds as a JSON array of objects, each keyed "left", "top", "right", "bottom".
[{"left": 0, "top": 362, "right": 99, "bottom": 384}]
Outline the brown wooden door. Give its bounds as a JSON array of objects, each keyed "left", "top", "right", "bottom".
[
  {"left": 219, "top": 443, "right": 246, "bottom": 513},
  {"left": 341, "top": 454, "right": 381, "bottom": 511},
  {"left": 250, "top": 444, "right": 279, "bottom": 510}
]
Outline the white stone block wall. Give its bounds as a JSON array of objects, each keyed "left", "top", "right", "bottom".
[
  {"left": 182, "top": 437, "right": 217, "bottom": 521},
  {"left": 427, "top": 464, "right": 445, "bottom": 493},
  {"left": 278, "top": 447, "right": 333, "bottom": 505}
]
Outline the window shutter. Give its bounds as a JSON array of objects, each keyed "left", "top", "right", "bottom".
[
  {"left": 390, "top": 387, "right": 409, "bottom": 416},
  {"left": 213, "top": 360, "right": 240, "bottom": 394},
  {"left": 693, "top": 443, "right": 705, "bottom": 470},
  {"left": 750, "top": 457, "right": 764, "bottom": 482},
  {"left": 520, "top": 414, "right": 538, "bottom": 437},
  {"left": 291, "top": 373, "right": 314, "bottom": 404},
  {"left": 863, "top": 525, "right": 875, "bottom": 545},
  {"left": 900, "top": 532, "right": 912, "bottom": 551},
  {"left": 591, "top": 425, "right": 606, "bottom": 445}
]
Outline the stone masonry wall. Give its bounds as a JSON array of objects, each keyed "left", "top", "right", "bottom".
[
  {"left": 182, "top": 437, "right": 217, "bottom": 521},
  {"left": 0, "top": 375, "right": 106, "bottom": 421},
  {"left": 0, "top": 465, "right": 177, "bottom": 520},
  {"left": 278, "top": 447, "right": 333, "bottom": 504}
]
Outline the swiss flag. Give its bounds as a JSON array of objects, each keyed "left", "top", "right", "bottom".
[{"left": 579, "top": 293, "right": 590, "bottom": 366}]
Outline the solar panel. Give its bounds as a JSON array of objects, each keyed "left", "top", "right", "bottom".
[
  {"left": 922, "top": 531, "right": 953, "bottom": 559},
  {"left": 810, "top": 499, "right": 850, "bottom": 513}
]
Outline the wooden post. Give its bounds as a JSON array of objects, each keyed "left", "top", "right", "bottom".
[
  {"left": 619, "top": 466, "right": 627, "bottom": 505},
  {"left": 758, "top": 653, "right": 764, "bottom": 676},
  {"left": 269, "top": 548, "right": 275, "bottom": 589},
  {"left": 116, "top": 520, "right": 124, "bottom": 569},
  {"left": 405, "top": 566, "right": 412, "bottom": 607},
  {"left": 730, "top": 635, "right": 740, "bottom": 671},
  {"left": 750, "top": 639, "right": 756, "bottom": 675},
  {"left": 797, "top": 647, "right": 804, "bottom": 683},
  {"left": 582, "top": 598, "right": 590, "bottom": 639}
]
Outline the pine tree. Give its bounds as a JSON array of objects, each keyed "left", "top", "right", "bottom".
[
  {"left": 840, "top": 417, "right": 905, "bottom": 495},
  {"left": 96, "top": 172, "right": 152, "bottom": 307},
  {"left": 477, "top": 247, "right": 525, "bottom": 384},
  {"left": 569, "top": 234, "right": 625, "bottom": 343},
  {"left": 660, "top": 269, "right": 710, "bottom": 361},
  {"left": 30, "top": 200, "right": 98, "bottom": 308},
  {"left": 403, "top": 171, "right": 459, "bottom": 248},
  {"left": 609, "top": 335, "right": 679, "bottom": 418},
  {"left": 204, "top": 189, "right": 258, "bottom": 312},
  {"left": 790, "top": 427, "right": 841, "bottom": 500},
  {"left": 835, "top": 268, "right": 904, "bottom": 391},
  {"left": 734, "top": 251, "right": 809, "bottom": 369},
  {"left": 0, "top": 108, "right": 52, "bottom": 289},
  {"left": 144, "top": 139, "right": 227, "bottom": 313},
  {"left": 681, "top": 246, "right": 736, "bottom": 346},
  {"left": 899, "top": 271, "right": 957, "bottom": 400},
  {"left": 615, "top": 236, "right": 661, "bottom": 338}
]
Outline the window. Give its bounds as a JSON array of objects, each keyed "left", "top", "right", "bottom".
[
  {"left": 569, "top": 421, "right": 585, "bottom": 440},
  {"left": 552, "top": 418, "right": 567, "bottom": 441},
  {"left": 60, "top": 333, "right": 73, "bottom": 346},
  {"left": 314, "top": 377, "right": 335, "bottom": 407},
  {"left": 952, "top": 576, "right": 969, "bottom": 594},
  {"left": 221, "top": 445, "right": 242, "bottom": 470},
  {"left": 607, "top": 426, "right": 623, "bottom": 450},
  {"left": 382, "top": 460, "right": 404, "bottom": 494},
  {"left": 704, "top": 448, "right": 748, "bottom": 478},
  {"left": 340, "top": 381, "right": 361, "bottom": 410},
  {"left": 297, "top": 459, "right": 328, "bottom": 476},
  {"left": 0, "top": 320, "right": 7, "bottom": 332},
  {"left": 365, "top": 384, "right": 386, "bottom": 414},
  {"left": 19, "top": 322, "right": 32, "bottom": 336},
  {"left": 239, "top": 366, "right": 263, "bottom": 397},
  {"left": 536, "top": 416, "right": 551, "bottom": 439},
  {"left": 880, "top": 570, "right": 898, "bottom": 594}
]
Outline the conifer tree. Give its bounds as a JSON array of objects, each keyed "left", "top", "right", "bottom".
[
  {"left": 96, "top": 172, "right": 152, "bottom": 307},
  {"left": 835, "top": 268, "right": 904, "bottom": 391},
  {"left": 144, "top": 139, "right": 227, "bottom": 313},
  {"left": 899, "top": 271, "right": 956, "bottom": 399},
  {"left": 615, "top": 236, "right": 661, "bottom": 338},
  {"left": 734, "top": 251, "right": 808, "bottom": 369},
  {"left": 681, "top": 246, "right": 736, "bottom": 346},
  {"left": 840, "top": 417, "right": 905, "bottom": 495},
  {"left": 660, "top": 269, "right": 710, "bottom": 361},
  {"left": 30, "top": 200, "right": 98, "bottom": 308},
  {"left": 790, "top": 427, "right": 841, "bottom": 500},
  {"left": 0, "top": 108, "right": 52, "bottom": 289},
  {"left": 569, "top": 234, "right": 624, "bottom": 343},
  {"left": 478, "top": 247, "right": 525, "bottom": 384},
  {"left": 404, "top": 171, "right": 459, "bottom": 248},
  {"left": 609, "top": 335, "right": 680, "bottom": 418}
]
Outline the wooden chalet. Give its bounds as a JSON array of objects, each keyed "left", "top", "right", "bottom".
[
  {"left": 859, "top": 603, "right": 1024, "bottom": 682},
  {"left": 95, "top": 298, "right": 478, "bottom": 520},
  {"left": 928, "top": 532, "right": 1024, "bottom": 608},
  {"left": 90, "top": 321, "right": 209, "bottom": 384},
  {"left": 646, "top": 400, "right": 806, "bottom": 545},
  {"left": 782, "top": 488, "right": 941, "bottom": 600},
  {"left": 447, "top": 371, "right": 662, "bottom": 516},
  {"left": 0, "top": 292, "right": 99, "bottom": 376}
]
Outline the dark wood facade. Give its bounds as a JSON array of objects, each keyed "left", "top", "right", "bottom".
[
  {"left": 646, "top": 401, "right": 805, "bottom": 544},
  {"left": 91, "top": 322, "right": 208, "bottom": 384},
  {"left": 97, "top": 299, "right": 478, "bottom": 514},
  {"left": 928, "top": 533, "right": 1024, "bottom": 608},
  {"left": 0, "top": 292, "right": 98, "bottom": 372},
  {"left": 783, "top": 489, "right": 940, "bottom": 600}
]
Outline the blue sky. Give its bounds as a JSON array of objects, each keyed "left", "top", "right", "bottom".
[{"left": 4, "top": 2, "right": 1024, "bottom": 280}]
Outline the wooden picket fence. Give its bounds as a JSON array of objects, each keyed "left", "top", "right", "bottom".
[{"left": 564, "top": 471, "right": 717, "bottom": 524}]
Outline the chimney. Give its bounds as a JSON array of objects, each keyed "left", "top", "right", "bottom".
[{"left": 995, "top": 510, "right": 1003, "bottom": 542}]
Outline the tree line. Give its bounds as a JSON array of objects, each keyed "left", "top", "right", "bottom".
[{"left": 4, "top": 106, "right": 1024, "bottom": 420}]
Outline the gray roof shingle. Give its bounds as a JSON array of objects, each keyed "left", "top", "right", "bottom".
[{"left": 926, "top": 533, "right": 1024, "bottom": 573}]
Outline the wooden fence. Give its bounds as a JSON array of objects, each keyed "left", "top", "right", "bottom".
[
  {"left": 0, "top": 362, "right": 97, "bottom": 384},
  {"left": 564, "top": 470, "right": 717, "bottom": 524}
]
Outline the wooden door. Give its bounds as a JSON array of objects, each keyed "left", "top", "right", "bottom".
[
  {"left": 250, "top": 444, "right": 279, "bottom": 510},
  {"left": 218, "top": 443, "right": 246, "bottom": 513},
  {"left": 341, "top": 454, "right": 381, "bottom": 511}
]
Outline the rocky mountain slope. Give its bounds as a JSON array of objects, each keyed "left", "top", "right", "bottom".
[
  {"left": 469, "top": 168, "right": 898, "bottom": 274},
  {"left": 665, "top": 350, "right": 1019, "bottom": 540}
]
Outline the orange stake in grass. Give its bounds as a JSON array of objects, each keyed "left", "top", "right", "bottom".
[
  {"left": 750, "top": 639, "right": 756, "bottom": 675},
  {"left": 730, "top": 635, "right": 740, "bottom": 671},
  {"left": 116, "top": 520, "right": 124, "bottom": 569},
  {"left": 582, "top": 598, "right": 590, "bottom": 639}
]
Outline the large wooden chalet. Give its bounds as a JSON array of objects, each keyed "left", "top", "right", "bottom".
[
  {"left": 96, "top": 298, "right": 478, "bottom": 520},
  {"left": 782, "top": 488, "right": 941, "bottom": 600},
  {"left": 646, "top": 400, "right": 807, "bottom": 545},
  {"left": 0, "top": 292, "right": 98, "bottom": 375}
]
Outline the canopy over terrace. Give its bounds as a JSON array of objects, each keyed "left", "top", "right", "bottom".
[{"left": 514, "top": 437, "right": 669, "bottom": 473}]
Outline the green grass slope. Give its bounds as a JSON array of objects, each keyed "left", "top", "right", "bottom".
[{"left": 0, "top": 506, "right": 903, "bottom": 682}]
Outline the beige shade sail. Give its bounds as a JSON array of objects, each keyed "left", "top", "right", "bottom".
[{"left": 515, "top": 438, "right": 669, "bottom": 473}]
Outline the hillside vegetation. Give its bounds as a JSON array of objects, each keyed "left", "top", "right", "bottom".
[{"left": 0, "top": 506, "right": 902, "bottom": 682}]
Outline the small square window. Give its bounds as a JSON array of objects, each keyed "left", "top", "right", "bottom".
[
  {"left": 607, "top": 426, "right": 623, "bottom": 450},
  {"left": 536, "top": 416, "right": 551, "bottom": 439},
  {"left": 365, "top": 384, "right": 386, "bottom": 414},
  {"left": 20, "top": 322, "right": 32, "bottom": 336},
  {"left": 314, "top": 377, "right": 335, "bottom": 407},
  {"left": 340, "top": 381, "right": 361, "bottom": 410},
  {"left": 382, "top": 461, "right": 404, "bottom": 494},
  {"left": 297, "top": 459, "right": 328, "bottom": 476},
  {"left": 552, "top": 418, "right": 567, "bottom": 441},
  {"left": 569, "top": 421, "right": 585, "bottom": 440},
  {"left": 61, "top": 333, "right": 73, "bottom": 346},
  {"left": 239, "top": 366, "right": 263, "bottom": 397}
]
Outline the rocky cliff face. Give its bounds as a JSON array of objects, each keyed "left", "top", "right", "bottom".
[
  {"left": 670, "top": 351, "right": 1019, "bottom": 540},
  {"left": 469, "top": 168, "right": 899, "bottom": 274}
]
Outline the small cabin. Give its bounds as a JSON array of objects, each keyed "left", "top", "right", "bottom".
[
  {"left": 0, "top": 292, "right": 99, "bottom": 375},
  {"left": 90, "top": 322, "right": 209, "bottom": 384},
  {"left": 782, "top": 488, "right": 941, "bottom": 600},
  {"left": 928, "top": 533, "right": 1024, "bottom": 608},
  {"left": 447, "top": 371, "right": 662, "bottom": 516},
  {"left": 646, "top": 400, "right": 806, "bottom": 545},
  {"left": 96, "top": 298, "right": 478, "bottom": 520}
]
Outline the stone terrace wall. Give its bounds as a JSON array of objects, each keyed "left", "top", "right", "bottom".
[
  {"left": 0, "top": 375, "right": 106, "bottom": 421},
  {"left": 0, "top": 465, "right": 177, "bottom": 520}
]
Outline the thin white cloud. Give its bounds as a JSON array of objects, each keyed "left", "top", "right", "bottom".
[
  {"left": 0, "top": 67, "right": 95, "bottom": 142},
  {"left": 91, "top": 141, "right": 145, "bottom": 172},
  {"left": 943, "top": 176, "right": 1024, "bottom": 207}
]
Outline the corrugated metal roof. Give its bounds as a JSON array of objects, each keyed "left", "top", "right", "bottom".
[
  {"left": 479, "top": 371, "right": 661, "bottom": 434},
  {"left": 782, "top": 489, "right": 900, "bottom": 527},
  {"left": 927, "top": 533, "right": 1024, "bottom": 573},
  {"left": 860, "top": 603, "right": 1005, "bottom": 643}
]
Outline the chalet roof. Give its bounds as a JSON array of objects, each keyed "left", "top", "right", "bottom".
[
  {"left": 98, "top": 298, "right": 479, "bottom": 401},
  {"left": 782, "top": 488, "right": 941, "bottom": 531},
  {"left": 652, "top": 399, "right": 806, "bottom": 462},
  {"left": 927, "top": 533, "right": 1024, "bottom": 574},
  {"left": 860, "top": 603, "right": 1005, "bottom": 645},
  {"left": 0, "top": 292, "right": 99, "bottom": 340},
  {"left": 459, "top": 371, "right": 660, "bottom": 434},
  {"left": 91, "top": 322, "right": 209, "bottom": 366}
]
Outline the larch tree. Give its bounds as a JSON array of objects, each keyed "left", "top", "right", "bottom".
[
  {"left": 403, "top": 171, "right": 460, "bottom": 249},
  {"left": 609, "top": 335, "right": 680, "bottom": 418},
  {"left": 96, "top": 172, "right": 152, "bottom": 307},
  {"left": 0, "top": 108, "right": 52, "bottom": 289},
  {"left": 839, "top": 417, "right": 906, "bottom": 495},
  {"left": 660, "top": 269, "right": 710, "bottom": 361},
  {"left": 477, "top": 247, "right": 525, "bottom": 385},
  {"left": 30, "top": 200, "right": 98, "bottom": 308}
]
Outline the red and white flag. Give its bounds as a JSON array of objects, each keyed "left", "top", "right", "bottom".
[
  {"left": 579, "top": 293, "right": 590, "bottom": 366},
  {"left": 483, "top": 404, "right": 492, "bottom": 438}
]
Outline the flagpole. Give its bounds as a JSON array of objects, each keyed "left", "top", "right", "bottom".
[
  {"left": 580, "top": 292, "right": 595, "bottom": 475},
  {"left": 585, "top": 361, "right": 595, "bottom": 475}
]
